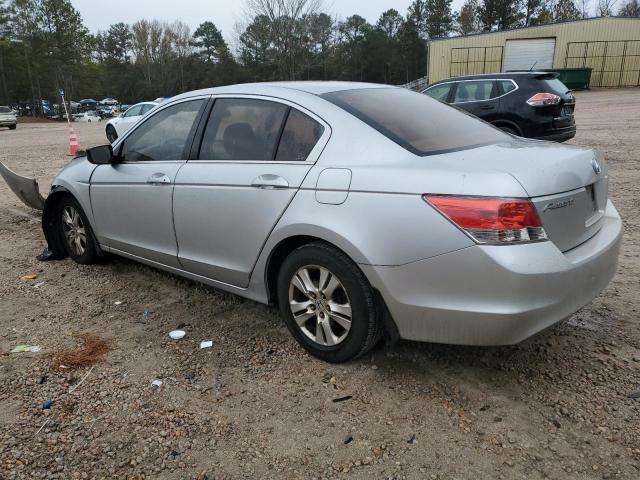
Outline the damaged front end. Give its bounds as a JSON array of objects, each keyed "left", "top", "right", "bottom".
[
  {"left": 0, "top": 161, "right": 46, "bottom": 210},
  {"left": 0, "top": 161, "right": 67, "bottom": 260}
]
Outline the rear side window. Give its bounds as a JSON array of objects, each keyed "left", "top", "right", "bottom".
[
  {"left": 0, "top": 106, "right": 10, "bottom": 113},
  {"left": 424, "top": 84, "right": 452, "bottom": 102},
  {"left": 453, "top": 80, "right": 496, "bottom": 102},
  {"left": 323, "top": 88, "right": 510, "bottom": 156},
  {"left": 199, "top": 99, "right": 288, "bottom": 160},
  {"left": 499, "top": 80, "right": 517, "bottom": 94},
  {"left": 120, "top": 100, "right": 204, "bottom": 162},
  {"left": 276, "top": 109, "right": 324, "bottom": 161}
]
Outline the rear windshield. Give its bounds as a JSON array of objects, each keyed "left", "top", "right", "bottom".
[
  {"left": 0, "top": 106, "right": 11, "bottom": 113},
  {"left": 322, "top": 88, "right": 510, "bottom": 156},
  {"left": 541, "top": 78, "right": 570, "bottom": 95}
]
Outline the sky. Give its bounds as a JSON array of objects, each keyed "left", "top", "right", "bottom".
[{"left": 72, "top": 0, "right": 466, "bottom": 48}]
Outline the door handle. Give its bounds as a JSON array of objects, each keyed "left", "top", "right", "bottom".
[
  {"left": 251, "top": 174, "right": 289, "bottom": 190},
  {"left": 146, "top": 173, "right": 171, "bottom": 185}
]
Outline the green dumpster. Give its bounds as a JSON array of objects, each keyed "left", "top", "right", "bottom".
[{"left": 541, "top": 68, "right": 592, "bottom": 90}]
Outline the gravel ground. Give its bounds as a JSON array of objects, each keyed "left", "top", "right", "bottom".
[{"left": 1, "top": 89, "right": 639, "bottom": 480}]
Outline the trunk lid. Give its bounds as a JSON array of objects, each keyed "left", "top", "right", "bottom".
[{"left": 432, "top": 140, "right": 608, "bottom": 252}]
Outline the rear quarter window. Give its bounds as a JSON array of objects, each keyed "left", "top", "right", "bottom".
[{"left": 322, "top": 88, "right": 510, "bottom": 156}]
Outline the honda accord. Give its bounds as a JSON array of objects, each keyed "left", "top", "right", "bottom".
[{"left": 35, "top": 82, "right": 621, "bottom": 362}]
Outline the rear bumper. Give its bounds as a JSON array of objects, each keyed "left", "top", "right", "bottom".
[
  {"left": 362, "top": 200, "right": 622, "bottom": 345},
  {"left": 533, "top": 126, "right": 576, "bottom": 142},
  {"left": 0, "top": 120, "right": 17, "bottom": 127}
]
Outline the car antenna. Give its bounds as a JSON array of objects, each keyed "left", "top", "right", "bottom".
[{"left": 529, "top": 61, "right": 538, "bottom": 72}]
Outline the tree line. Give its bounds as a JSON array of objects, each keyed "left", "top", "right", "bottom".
[{"left": 0, "top": 0, "right": 638, "bottom": 113}]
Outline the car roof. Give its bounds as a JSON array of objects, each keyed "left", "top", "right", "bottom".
[
  {"left": 169, "top": 81, "right": 394, "bottom": 102},
  {"left": 428, "top": 71, "right": 558, "bottom": 85}
]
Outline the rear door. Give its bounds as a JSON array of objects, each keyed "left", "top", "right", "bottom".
[
  {"left": 173, "top": 96, "right": 330, "bottom": 287},
  {"left": 451, "top": 79, "right": 499, "bottom": 119}
]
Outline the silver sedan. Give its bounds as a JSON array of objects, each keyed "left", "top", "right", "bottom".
[{"left": 37, "top": 82, "right": 622, "bottom": 363}]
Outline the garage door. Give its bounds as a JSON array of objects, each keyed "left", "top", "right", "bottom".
[{"left": 503, "top": 38, "right": 556, "bottom": 71}]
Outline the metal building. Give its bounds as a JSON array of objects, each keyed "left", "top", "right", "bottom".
[{"left": 428, "top": 17, "right": 640, "bottom": 88}]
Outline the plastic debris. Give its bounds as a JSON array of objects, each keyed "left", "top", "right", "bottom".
[
  {"left": 332, "top": 395, "right": 353, "bottom": 403},
  {"left": 627, "top": 389, "right": 640, "bottom": 399},
  {"left": 407, "top": 434, "right": 417, "bottom": 444},
  {"left": 343, "top": 435, "right": 353, "bottom": 445},
  {"left": 11, "top": 344, "right": 41, "bottom": 353},
  {"left": 143, "top": 308, "right": 150, "bottom": 318},
  {"left": 200, "top": 340, "right": 213, "bottom": 349},
  {"left": 114, "top": 301, "right": 123, "bottom": 306},
  {"left": 151, "top": 379, "right": 163, "bottom": 387},
  {"left": 21, "top": 274, "right": 38, "bottom": 280},
  {"left": 42, "top": 400, "right": 53, "bottom": 409},
  {"left": 34, "top": 281, "right": 46, "bottom": 288},
  {"left": 169, "top": 330, "right": 186, "bottom": 340}
]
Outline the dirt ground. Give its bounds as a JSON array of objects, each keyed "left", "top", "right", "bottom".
[{"left": 0, "top": 89, "right": 639, "bottom": 480}]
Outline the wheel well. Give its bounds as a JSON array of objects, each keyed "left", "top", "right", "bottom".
[
  {"left": 491, "top": 120, "right": 522, "bottom": 136},
  {"left": 264, "top": 235, "right": 400, "bottom": 343},
  {"left": 42, "top": 189, "right": 73, "bottom": 258},
  {"left": 265, "top": 235, "right": 322, "bottom": 304}
]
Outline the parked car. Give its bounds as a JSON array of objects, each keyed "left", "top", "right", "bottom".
[
  {"left": 0, "top": 106, "right": 17, "bottom": 130},
  {"left": 423, "top": 72, "right": 576, "bottom": 142},
  {"left": 27, "top": 82, "right": 619, "bottom": 363},
  {"left": 73, "top": 112, "right": 102, "bottom": 123},
  {"left": 105, "top": 102, "right": 158, "bottom": 143}
]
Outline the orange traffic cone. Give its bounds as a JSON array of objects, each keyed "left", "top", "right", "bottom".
[{"left": 67, "top": 126, "right": 79, "bottom": 156}]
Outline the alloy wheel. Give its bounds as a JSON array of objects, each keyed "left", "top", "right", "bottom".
[
  {"left": 288, "top": 265, "right": 352, "bottom": 346},
  {"left": 61, "top": 205, "right": 87, "bottom": 256}
]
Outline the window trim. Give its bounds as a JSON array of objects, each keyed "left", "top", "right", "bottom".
[
  {"left": 424, "top": 79, "right": 519, "bottom": 104},
  {"left": 113, "top": 96, "right": 209, "bottom": 164},
  {"left": 190, "top": 93, "right": 331, "bottom": 165}
]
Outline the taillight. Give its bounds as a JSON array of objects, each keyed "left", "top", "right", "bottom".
[
  {"left": 526, "top": 92, "right": 561, "bottom": 106},
  {"left": 423, "top": 195, "right": 548, "bottom": 244}
]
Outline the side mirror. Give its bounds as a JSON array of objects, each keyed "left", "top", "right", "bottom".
[{"left": 86, "top": 144, "right": 116, "bottom": 165}]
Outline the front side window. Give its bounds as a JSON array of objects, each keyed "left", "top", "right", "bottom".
[
  {"left": 500, "top": 80, "right": 517, "bottom": 94},
  {"left": 424, "top": 83, "right": 452, "bottom": 102},
  {"left": 453, "top": 80, "right": 496, "bottom": 102},
  {"left": 199, "top": 98, "right": 289, "bottom": 160},
  {"left": 140, "top": 104, "right": 156, "bottom": 115},
  {"left": 322, "top": 87, "right": 510, "bottom": 156},
  {"left": 120, "top": 100, "right": 204, "bottom": 162},
  {"left": 123, "top": 105, "right": 142, "bottom": 117}
]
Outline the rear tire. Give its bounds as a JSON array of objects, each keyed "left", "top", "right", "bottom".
[
  {"left": 277, "top": 242, "right": 382, "bottom": 363},
  {"left": 9, "top": 124, "right": 16, "bottom": 130},
  {"left": 57, "top": 196, "right": 100, "bottom": 264}
]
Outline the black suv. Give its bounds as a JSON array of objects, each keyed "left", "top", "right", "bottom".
[{"left": 422, "top": 72, "right": 576, "bottom": 142}]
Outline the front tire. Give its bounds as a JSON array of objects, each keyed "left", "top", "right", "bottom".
[
  {"left": 277, "top": 242, "right": 382, "bottom": 363},
  {"left": 58, "top": 196, "right": 100, "bottom": 264}
]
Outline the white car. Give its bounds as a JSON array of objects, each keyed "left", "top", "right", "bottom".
[
  {"left": 0, "top": 106, "right": 17, "bottom": 129},
  {"left": 105, "top": 102, "right": 158, "bottom": 143},
  {"left": 73, "top": 112, "right": 102, "bottom": 123}
]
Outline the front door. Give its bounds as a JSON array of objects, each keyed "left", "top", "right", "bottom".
[
  {"left": 173, "top": 97, "right": 329, "bottom": 287},
  {"left": 90, "top": 98, "right": 206, "bottom": 267}
]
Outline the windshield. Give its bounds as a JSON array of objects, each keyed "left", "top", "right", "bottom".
[{"left": 322, "top": 88, "right": 510, "bottom": 156}]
